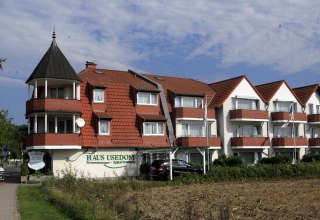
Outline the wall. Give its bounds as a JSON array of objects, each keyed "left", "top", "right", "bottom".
[{"left": 52, "top": 148, "right": 139, "bottom": 178}]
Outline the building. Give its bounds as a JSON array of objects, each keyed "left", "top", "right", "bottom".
[
  {"left": 24, "top": 33, "right": 319, "bottom": 177},
  {"left": 256, "top": 81, "right": 308, "bottom": 161},
  {"left": 293, "top": 84, "right": 320, "bottom": 153},
  {"left": 209, "top": 76, "right": 269, "bottom": 164}
]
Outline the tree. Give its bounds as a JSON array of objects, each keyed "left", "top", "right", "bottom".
[
  {"left": 0, "top": 110, "right": 26, "bottom": 160},
  {"left": 0, "top": 57, "right": 6, "bottom": 70}
]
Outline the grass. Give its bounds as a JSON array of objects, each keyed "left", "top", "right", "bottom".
[{"left": 17, "top": 185, "right": 70, "bottom": 220}]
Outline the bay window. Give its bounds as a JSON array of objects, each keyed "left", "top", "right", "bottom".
[
  {"left": 143, "top": 122, "right": 164, "bottom": 135},
  {"left": 137, "top": 92, "right": 157, "bottom": 105}
]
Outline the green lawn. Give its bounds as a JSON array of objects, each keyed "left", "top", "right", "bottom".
[{"left": 17, "top": 185, "right": 70, "bottom": 220}]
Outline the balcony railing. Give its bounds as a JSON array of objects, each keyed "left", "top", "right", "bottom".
[
  {"left": 230, "top": 109, "right": 268, "bottom": 121},
  {"left": 176, "top": 136, "right": 221, "bottom": 147},
  {"left": 24, "top": 133, "right": 82, "bottom": 147},
  {"left": 174, "top": 107, "right": 216, "bottom": 120},
  {"left": 231, "top": 137, "right": 270, "bottom": 148},
  {"left": 308, "top": 114, "right": 320, "bottom": 124},
  {"left": 271, "top": 112, "right": 307, "bottom": 122},
  {"left": 272, "top": 137, "right": 308, "bottom": 147},
  {"left": 26, "top": 98, "right": 82, "bottom": 114},
  {"left": 309, "top": 138, "right": 320, "bottom": 147}
]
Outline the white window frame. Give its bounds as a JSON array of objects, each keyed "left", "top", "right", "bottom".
[
  {"left": 174, "top": 96, "right": 203, "bottom": 108},
  {"left": 181, "top": 124, "right": 204, "bottom": 137},
  {"left": 93, "top": 88, "right": 105, "bottom": 103},
  {"left": 143, "top": 122, "right": 164, "bottom": 136},
  {"left": 137, "top": 92, "right": 158, "bottom": 106},
  {"left": 98, "top": 119, "right": 110, "bottom": 135}
]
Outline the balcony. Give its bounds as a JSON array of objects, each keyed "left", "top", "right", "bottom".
[
  {"left": 24, "top": 133, "right": 82, "bottom": 148},
  {"left": 271, "top": 112, "right": 307, "bottom": 122},
  {"left": 176, "top": 136, "right": 221, "bottom": 147},
  {"left": 230, "top": 109, "right": 268, "bottom": 121},
  {"left": 272, "top": 137, "right": 308, "bottom": 147},
  {"left": 26, "top": 98, "right": 82, "bottom": 115},
  {"left": 308, "top": 114, "right": 320, "bottom": 124},
  {"left": 174, "top": 107, "right": 215, "bottom": 120},
  {"left": 309, "top": 138, "right": 320, "bottom": 147},
  {"left": 231, "top": 137, "right": 270, "bottom": 148}
]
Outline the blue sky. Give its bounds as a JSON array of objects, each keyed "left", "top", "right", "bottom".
[{"left": 1, "top": 1, "right": 320, "bottom": 125}]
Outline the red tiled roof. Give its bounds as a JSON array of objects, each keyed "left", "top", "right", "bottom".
[
  {"left": 79, "top": 68, "right": 170, "bottom": 148},
  {"left": 293, "top": 84, "right": 320, "bottom": 105},
  {"left": 256, "top": 80, "right": 304, "bottom": 105},
  {"left": 93, "top": 111, "right": 112, "bottom": 119},
  {"left": 137, "top": 113, "right": 166, "bottom": 121},
  {"left": 79, "top": 68, "right": 159, "bottom": 92},
  {"left": 144, "top": 74, "right": 215, "bottom": 97},
  {"left": 209, "top": 76, "right": 244, "bottom": 108},
  {"left": 255, "top": 81, "right": 284, "bottom": 102}
]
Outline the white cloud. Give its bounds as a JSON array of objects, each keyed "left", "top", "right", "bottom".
[
  {"left": 0, "top": 76, "right": 26, "bottom": 88},
  {"left": 1, "top": 0, "right": 320, "bottom": 82}
]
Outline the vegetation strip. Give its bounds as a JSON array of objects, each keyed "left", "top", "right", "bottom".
[
  {"left": 38, "top": 161, "right": 320, "bottom": 219},
  {"left": 17, "top": 185, "right": 70, "bottom": 220}
]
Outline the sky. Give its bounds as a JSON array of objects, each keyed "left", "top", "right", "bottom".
[{"left": 1, "top": 1, "right": 320, "bottom": 125}]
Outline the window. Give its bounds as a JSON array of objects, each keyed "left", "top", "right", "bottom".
[
  {"left": 316, "top": 105, "right": 320, "bottom": 114},
  {"left": 143, "top": 122, "right": 164, "bottom": 135},
  {"left": 232, "top": 98, "right": 259, "bottom": 110},
  {"left": 309, "top": 104, "right": 314, "bottom": 114},
  {"left": 274, "top": 101, "right": 296, "bottom": 112},
  {"left": 93, "top": 88, "right": 104, "bottom": 103},
  {"left": 50, "top": 87, "right": 64, "bottom": 98},
  {"left": 174, "top": 96, "right": 203, "bottom": 108},
  {"left": 99, "top": 120, "right": 110, "bottom": 135},
  {"left": 137, "top": 92, "right": 157, "bottom": 105},
  {"left": 182, "top": 124, "right": 204, "bottom": 137},
  {"left": 274, "top": 125, "right": 298, "bottom": 137},
  {"left": 58, "top": 121, "right": 65, "bottom": 133},
  {"left": 236, "top": 125, "right": 261, "bottom": 137}
]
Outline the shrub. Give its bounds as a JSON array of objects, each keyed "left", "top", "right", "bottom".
[
  {"left": 302, "top": 153, "right": 320, "bottom": 162},
  {"left": 21, "top": 163, "right": 29, "bottom": 176},
  {"left": 139, "top": 163, "right": 150, "bottom": 175},
  {"left": 260, "top": 155, "right": 291, "bottom": 164},
  {"left": 213, "top": 155, "right": 243, "bottom": 167}
]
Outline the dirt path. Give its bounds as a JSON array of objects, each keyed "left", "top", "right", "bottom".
[{"left": 123, "top": 179, "right": 320, "bottom": 219}]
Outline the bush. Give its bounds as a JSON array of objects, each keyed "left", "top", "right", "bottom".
[
  {"left": 213, "top": 155, "right": 243, "bottom": 167},
  {"left": 260, "top": 155, "right": 291, "bottom": 164},
  {"left": 302, "top": 153, "right": 320, "bottom": 162},
  {"left": 21, "top": 163, "right": 29, "bottom": 176}
]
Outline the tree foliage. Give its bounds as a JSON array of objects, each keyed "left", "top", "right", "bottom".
[
  {"left": 0, "top": 57, "right": 6, "bottom": 70},
  {"left": 0, "top": 110, "right": 26, "bottom": 159}
]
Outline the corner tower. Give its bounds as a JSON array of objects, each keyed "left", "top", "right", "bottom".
[{"left": 25, "top": 32, "right": 82, "bottom": 156}]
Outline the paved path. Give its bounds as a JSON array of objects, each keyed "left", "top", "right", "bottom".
[{"left": 0, "top": 166, "right": 21, "bottom": 220}]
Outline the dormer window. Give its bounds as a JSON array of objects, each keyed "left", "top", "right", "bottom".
[
  {"left": 93, "top": 88, "right": 105, "bottom": 103},
  {"left": 174, "top": 96, "right": 203, "bottom": 108},
  {"left": 137, "top": 92, "right": 157, "bottom": 105},
  {"left": 99, "top": 119, "right": 110, "bottom": 135},
  {"left": 143, "top": 122, "right": 164, "bottom": 136}
]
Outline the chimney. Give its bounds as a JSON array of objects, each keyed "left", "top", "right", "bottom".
[{"left": 85, "top": 61, "right": 97, "bottom": 69}]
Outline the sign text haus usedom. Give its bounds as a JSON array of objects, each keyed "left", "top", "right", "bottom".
[{"left": 86, "top": 153, "right": 136, "bottom": 166}]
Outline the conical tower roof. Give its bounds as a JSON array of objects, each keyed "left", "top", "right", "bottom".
[{"left": 26, "top": 32, "right": 81, "bottom": 83}]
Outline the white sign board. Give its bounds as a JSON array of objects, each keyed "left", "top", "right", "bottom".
[{"left": 28, "top": 151, "right": 45, "bottom": 171}]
